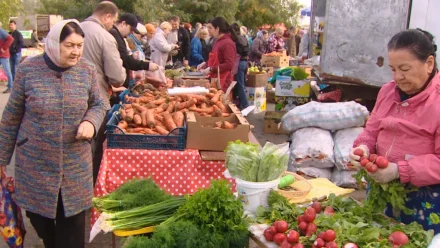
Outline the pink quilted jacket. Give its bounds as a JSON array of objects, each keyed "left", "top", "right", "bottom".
[{"left": 354, "top": 72, "right": 440, "bottom": 187}]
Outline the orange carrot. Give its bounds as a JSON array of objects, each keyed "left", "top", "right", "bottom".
[
  {"left": 133, "top": 114, "right": 142, "bottom": 125},
  {"left": 125, "top": 108, "right": 135, "bottom": 122},
  {"left": 152, "top": 98, "right": 165, "bottom": 105},
  {"left": 163, "top": 112, "right": 177, "bottom": 130},
  {"left": 204, "top": 106, "right": 214, "bottom": 114},
  {"left": 189, "top": 106, "right": 205, "bottom": 113},
  {"left": 222, "top": 113, "right": 230, "bottom": 117},
  {"left": 210, "top": 91, "right": 222, "bottom": 103},
  {"left": 143, "top": 110, "right": 155, "bottom": 128},
  {"left": 215, "top": 101, "right": 228, "bottom": 113},
  {"left": 155, "top": 114, "right": 164, "bottom": 123},
  {"left": 155, "top": 126, "right": 169, "bottom": 135},
  {"left": 212, "top": 105, "right": 223, "bottom": 117},
  {"left": 222, "top": 121, "right": 234, "bottom": 129},
  {"left": 200, "top": 103, "right": 207, "bottom": 109},
  {"left": 117, "top": 120, "right": 128, "bottom": 130},
  {"left": 126, "top": 127, "right": 145, "bottom": 133},
  {"left": 142, "top": 128, "right": 159, "bottom": 135},
  {"left": 189, "top": 94, "right": 207, "bottom": 103},
  {"left": 132, "top": 103, "right": 148, "bottom": 113},
  {"left": 123, "top": 104, "right": 132, "bottom": 109},
  {"left": 172, "top": 111, "right": 184, "bottom": 127},
  {"left": 166, "top": 101, "right": 176, "bottom": 113},
  {"left": 175, "top": 98, "right": 197, "bottom": 111},
  {"left": 209, "top": 88, "right": 218, "bottom": 93}
]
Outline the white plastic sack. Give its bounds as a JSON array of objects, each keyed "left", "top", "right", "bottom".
[
  {"left": 333, "top": 127, "right": 364, "bottom": 170},
  {"left": 295, "top": 167, "right": 333, "bottom": 180},
  {"left": 289, "top": 128, "right": 335, "bottom": 169},
  {"left": 331, "top": 168, "right": 358, "bottom": 188},
  {"left": 281, "top": 101, "right": 369, "bottom": 133}
]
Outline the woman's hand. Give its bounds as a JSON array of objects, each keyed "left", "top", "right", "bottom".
[
  {"left": 76, "top": 121, "right": 95, "bottom": 140},
  {"left": 349, "top": 145, "right": 369, "bottom": 168},
  {"left": 201, "top": 67, "right": 211, "bottom": 75},
  {"left": 197, "top": 62, "right": 206, "bottom": 71},
  {"left": 148, "top": 62, "right": 159, "bottom": 71},
  {"left": 368, "top": 162, "right": 399, "bottom": 184}
]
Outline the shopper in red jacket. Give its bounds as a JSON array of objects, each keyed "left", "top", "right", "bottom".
[
  {"left": 198, "top": 17, "right": 236, "bottom": 92},
  {"left": 0, "top": 28, "right": 14, "bottom": 93}
]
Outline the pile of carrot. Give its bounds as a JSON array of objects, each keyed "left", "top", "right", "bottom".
[{"left": 116, "top": 88, "right": 233, "bottom": 134}]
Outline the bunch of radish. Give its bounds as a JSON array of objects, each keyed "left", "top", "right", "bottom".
[
  {"left": 263, "top": 220, "right": 305, "bottom": 247},
  {"left": 313, "top": 230, "right": 337, "bottom": 248},
  {"left": 353, "top": 148, "right": 389, "bottom": 173}
]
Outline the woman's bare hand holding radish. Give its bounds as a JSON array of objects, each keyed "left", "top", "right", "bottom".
[
  {"left": 76, "top": 121, "right": 95, "bottom": 140},
  {"left": 349, "top": 145, "right": 369, "bottom": 168}
]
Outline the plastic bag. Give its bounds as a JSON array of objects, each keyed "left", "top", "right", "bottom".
[
  {"left": 269, "top": 67, "right": 293, "bottom": 84},
  {"left": 289, "top": 128, "right": 335, "bottom": 169},
  {"left": 333, "top": 127, "right": 364, "bottom": 170},
  {"left": 0, "top": 173, "right": 26, "bottom": 248},
  {"left": 281, "top": 101, "right": 369, "bottom": 133},
  {"left": 258, "top": 142, "right": 289, "bottom": 182},
  {"left": 225, "top": 141, "right": 261, "bottom": 182},
  {"left": 331, "top": 168, "right": 358, "bottom": 188}
]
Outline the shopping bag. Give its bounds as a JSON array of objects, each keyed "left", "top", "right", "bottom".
[
  {"left": 0, "top": 173, "right": 26, "bottom": 248},
  {"left": 0, "top": 68, "right": 7, "bottom": 82}
]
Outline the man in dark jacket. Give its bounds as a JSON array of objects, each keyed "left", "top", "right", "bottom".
[
  {"left": 8, "top": 20, "right": 23, "bottom": 82},
  {"left": 109, "top": 13, "right": 159, "bottom": 88},
  {"left": 167, "top": 16, "right": 190, "bottom": 66}
]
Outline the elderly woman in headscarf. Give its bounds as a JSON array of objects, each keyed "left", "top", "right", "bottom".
[
  {"left": 150, "top": 21, "right": 179, "bottom": 67},
  {"left": 249, "top": 30, "right": 268, "bottom": 63},
  {"left": 267, "top": 27, "right": 285, "bottom": 53},
  {"left": 0, "top": 20, "right": 106, "bottom": 248}
]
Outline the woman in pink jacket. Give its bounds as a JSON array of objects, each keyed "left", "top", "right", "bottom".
[{"left": 350, "top": 29, "right": 440, "bottom": 233}]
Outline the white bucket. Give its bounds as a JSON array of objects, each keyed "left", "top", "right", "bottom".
[{"left": 235, "top": 177, "right": 280, "bottom": 214}]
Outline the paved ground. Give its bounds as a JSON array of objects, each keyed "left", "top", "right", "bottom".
[{"left": 0, "top": 81, "right": 365, "bottom": 248}]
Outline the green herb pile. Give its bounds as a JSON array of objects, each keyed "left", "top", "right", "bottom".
[
  {"left": 93, "top": 178, "right": 172, "bottom": 212},
  {"left": 225, "top": 140, "right": 289, "bottom": 182},
  {"left": 255, "top": 190, "right": 302, "bottom": 224},
  {"left": 123, "top": 180, "right": 249, "bottom": 248},
  {"left": 354, "top": 169, "right": 416, "bottom": 215}
]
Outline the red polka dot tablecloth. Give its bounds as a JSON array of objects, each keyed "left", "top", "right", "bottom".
[{"left": 91, "top": 148, "right": 235, "bottom": 226}]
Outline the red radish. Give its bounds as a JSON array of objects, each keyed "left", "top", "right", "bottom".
[
  {"left": 311, "top": 201, "right": 322, "bottom": 213},
  {"left": 286, "top": 230, "right": 300, "bottom": 243},
  {"left": 365, "top": 162, "right": 378, "bottom": 173},
  {"left": 274, "top": 220, "right": 289, "bottom": 233},
  {"left": 298, "top": 221, "right": 308, "bottom": 232},
  {"left": 326, "top": 241, "right": 338, "bottom": 248},
  {"left": 269, "top": 225, "right": 277, "bottom": 234},
  {"left": 273, "top": 233, "right": 287, "bottom": 245},
  {"left": 353, "top": 148, "right": 364, "bottom": 156},
  {"left": 369, "top": 154, "right": 378, "bottom": 162},
  {"left": 280, "top": 240, "right": 293, "bottom": 248},
  {"left": 360, "top": 158, "right": 370, "bottom": 167},
  {"left": 343, "top": 243, "right": 358, "bottom": 248},
  {"left": 313, "top": 238, "right": 325, "bottom": 247},
  {"left": 304, "top": 207, "right": 317, "bottom": 222},
  {"left": 324, "top": 206, "right": 335, "bottom": 215},
  {"left": 292, "top": 244, "right": 305, "bottom": 248},
  {"left": 323, "top": 230, "right": 336, "bottom": 242},
  {"left": 388, "top": 231, "right": 409, "bottom": 246},
  {"left": 318, "top": 231, "right": 326, "bottom": 239},
  {"left": 297, "top": 215, "right": 306, "bottom": 223},
  {"left": 263, "top": 228, "right": 274, "bottom": 241},
  {"left": 305, "top": 222, "right": 317, "bottom": 236},
  {"left": 376, "top": 156, "right": 389, "bottom": 169}
]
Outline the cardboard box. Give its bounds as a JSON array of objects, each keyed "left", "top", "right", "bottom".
[
  {"left": 246, "top": 73, "right": 268, "bottom": 87},
  {"left": 267, "top": 89, "right": 276, "bottom": 103},
  {"left": 186, "top": 112, "right": 250, "bottom": 151},
  {"left": 182, "top": 78, "right": 210, "bottom": 87},
  {"left": 262, "top": 67, "right": 274, "bottom": 77},
  {"left": 264, "top": 111, "right": 289, "bottom": 134},
  {"left": 248, "top": 98, "right": 266, "bottom": 114},
  {"left": 261, "top": 55, "right": 289, "bottom": 68},
  {"left": 274, "top": 96, "right": 310, "bottom": 111},
  {"left": 275, "top": 76, "right": 311, "bottom": 97},
  {"left": 245, "top": 87, "right": 266, "bottom": 101}
]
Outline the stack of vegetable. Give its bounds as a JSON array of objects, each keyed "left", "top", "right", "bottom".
[
  {"left": 225, "top": 140, "right": 290, "bottom": 182},
  {"left": 256, "top": 191, "right": 434, "bottom": 247},
  {"left": 92, "top": 179, "right": 185, "bottom": 232},
  {"left": 352, "top": 149, "right": 416, "bottom": 216},
  {"left": 123, "top": 180, "right": 249, "bottom": 248},
  {"left": 116, "top": 88, "right": 234, "bottom": 135}
]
